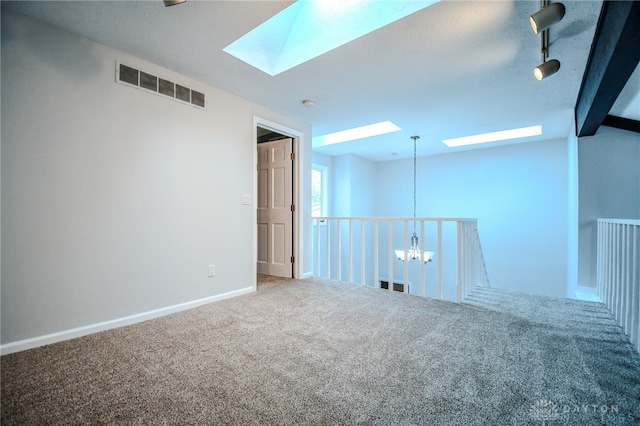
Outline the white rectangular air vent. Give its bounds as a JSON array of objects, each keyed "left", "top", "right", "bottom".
[
  {"left": 380, "top": 279, "right": 411, "bottom": 293},
  {"left": 116, "top": 62, "right": 205, "bottom": 109}
]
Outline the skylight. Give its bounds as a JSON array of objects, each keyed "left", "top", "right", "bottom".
[
  {"left": 223, "top": 0, "right": 439, "bottom": 76},
  {"left": 313, "top": 121, "right": 401, "bottom": 147},
  {"left": 442, "top": 125, "right": 543, "bottom": 147}
]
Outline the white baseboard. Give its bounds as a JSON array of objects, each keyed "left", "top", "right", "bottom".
[
  {"left": 301, "top": 271, "right": 313, "bottom": 279},
  {"left": 0, "top": 286, "right": 254, "bottom": 356}
]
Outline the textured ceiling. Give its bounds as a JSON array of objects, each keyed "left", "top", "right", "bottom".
[{"left": 2, "top": 0, "right": 611, "bottom": 161}]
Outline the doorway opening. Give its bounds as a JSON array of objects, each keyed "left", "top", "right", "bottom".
[{"left": 254, "top": 121, "right": 300, "bottom": 283}]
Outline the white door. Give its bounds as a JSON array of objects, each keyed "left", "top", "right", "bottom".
[{"left": 257, "top": 138, "right": 293, "bottom": 277}]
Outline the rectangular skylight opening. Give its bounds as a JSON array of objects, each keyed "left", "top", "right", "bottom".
[
  {"left": 313, "top": 121, "right": 401, "bottom": 148},
  {"left": 223, "top": 0, "right": 439, "bottom": 76},
  {"left": 442, "top": 125, "right": 543, "bottom": 147}
]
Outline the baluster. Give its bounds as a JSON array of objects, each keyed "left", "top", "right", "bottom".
[
  {"left": 403, "top": 219, "right": 409, "bottom": 293},
  {"left": 615, "top": 224, "right": 622, "bottom": 323},
  {"left": 607, "top": 222, "right": 613, "bottom": 308},
  {"left": 437, "top": 220, "right": 443, "bottom": 300},
  {"left": 456, "top": 221, "right": 462, "bottom": 303},
  {"left": 623, "top": 224, "right": 630, "bottom": 333},
  {"left": 388, "top": 220, "right": 393, "bottom": 291},
  {"left": 420, "top": 220, "right": 425, "bottom": 297},
  {"left": 337, "top": 219, "right": 342, "bottom": 282},
  {"left": 315, "top": 219, "right": 320, "bottom": 277},
  {"left": 596, "top": 221, "right": 601, "bottom": 299},
  {"left": 374, "top": 221, "right": 379, "bottom": 288},
  {"left": 348, "top": 219, "right": 353, "bottom": 285},
  {"left": 360, "top": 220, "right": 366, "bottom": 286},
  {"left": 326, "top": 219, "right": 331, "bottom": 280},
  {"left": 634, "top": 225, "right": 639, "bottom": 350}
]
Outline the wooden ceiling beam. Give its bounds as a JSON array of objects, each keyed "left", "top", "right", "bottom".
[
  {"left": 574, "top": 1, "right": 640, "bottom": 137},
  {"left": 602, "top": 115, "right": 640, "bottom": 134}
]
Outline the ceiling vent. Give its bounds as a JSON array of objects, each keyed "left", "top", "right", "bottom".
[{"left": 116, "top": 62, "right": 205, "bottom": 109}]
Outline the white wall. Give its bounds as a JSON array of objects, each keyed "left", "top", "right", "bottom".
[
  {"left": 347, "top": 155, "right": 377, "bottom": 217},
  {"left": 332, "top": 154, "right": 377, "bottom": 217},
  {"left": 566, "top": 125, "right": 579, "bottom": 298},
  {"left": 1, "top": 11, "right": 311, "bottom": 346},
  {"left": 578, "top": 126, "right": 640, "bottom": 288},
  {"left": 333, "top": 156, "right": 352, "bottom": 217},
  {"left": 374, "top": 138, "right": 572, "bottom": 298}
]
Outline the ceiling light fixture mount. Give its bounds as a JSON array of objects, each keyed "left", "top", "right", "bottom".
[
  {"left": 302, "top": 99, "right": 315, "bottom": 108},
  {"left": 163, "top": 0, "right": 186, "bottom": 7},
  {"left": 530, "top": 0, "right": 565, "bottom": 80}
]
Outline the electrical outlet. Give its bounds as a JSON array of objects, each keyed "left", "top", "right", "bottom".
[
  {"left": 241, "top": 194, "right": 251, "bottom": 205},
  {"left": 208, "top": 264, "right": 216, "bottom": 277}
]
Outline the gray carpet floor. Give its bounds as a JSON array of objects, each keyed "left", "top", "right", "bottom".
[{"left": 2, "top": 277, "right": 640, "bottom": 425}]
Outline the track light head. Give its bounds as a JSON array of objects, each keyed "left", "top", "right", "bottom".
[
  {"left": 530, "top": 3, "right": 565, "bottom": 34},
  {"left": 534, "top": 59, "right": 561, "bottom": 80},
  {"left": 164, "top": 0, "right": 186, "bottom": 6}
]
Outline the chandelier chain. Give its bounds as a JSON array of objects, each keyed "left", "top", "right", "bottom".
[{"left": 411, "top": 136, "right": 419, "bottom": 234}]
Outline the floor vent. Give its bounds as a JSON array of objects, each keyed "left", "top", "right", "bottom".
[
  {"left": 116, "top": 62, "right": 205, "bottom": 109},
  {"left": 380, "top": 280, "right": 410, "bottom": 293}
]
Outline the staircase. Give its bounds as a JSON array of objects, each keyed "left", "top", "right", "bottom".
[{"left": 463, "top": 286, "right": 626, "bottom": 336}]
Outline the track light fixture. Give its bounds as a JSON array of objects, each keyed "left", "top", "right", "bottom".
[
  {"left": 531, "top": 1, "right": 564, "bottom": 80},
  {"left": 530, "top": 2, "right": 565, "bottom": 34},
  {"left": 534, "top": 59, "right": 560, "bottom": 81},
  {"left": 164, "top": 0, "right": 186, "bottom": 7}
]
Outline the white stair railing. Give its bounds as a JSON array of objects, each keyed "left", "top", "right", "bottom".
[
  {"left": 312, "top": 217, "right": 489, "bottom": 302},
  {"left": 596, "top": 218, "right": 640, "bottom": 353},
  {"left": 458, "top": 220, "right": 491, "bottom": 302}
]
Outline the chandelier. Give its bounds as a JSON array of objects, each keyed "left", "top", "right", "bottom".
[{"left": 394, "top": 135, "right": 435, "bottom": 264}]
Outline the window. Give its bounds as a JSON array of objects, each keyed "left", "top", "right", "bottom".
[{"left": 312, "top": 163, "right": 328, "bottom": 219}]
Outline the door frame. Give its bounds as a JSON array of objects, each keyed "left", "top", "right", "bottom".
[{"left": 252, "top": 117, "right": 303, "bottom": 288}]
